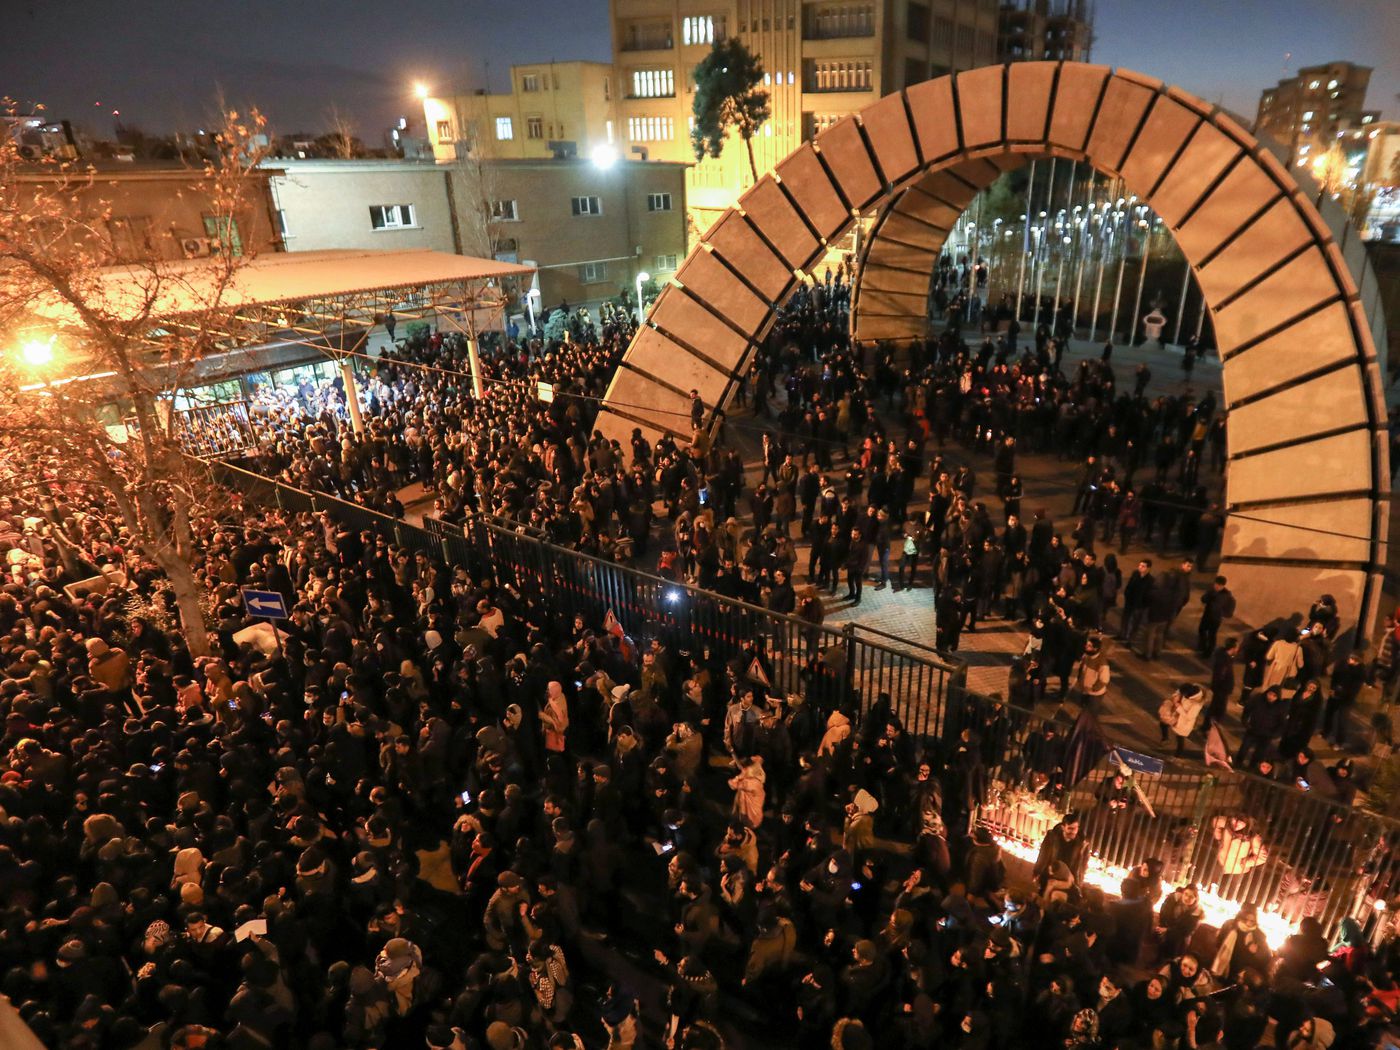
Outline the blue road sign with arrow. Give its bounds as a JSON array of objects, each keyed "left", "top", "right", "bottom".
[{"left": 240, "top": 588, "right": 289, "bottom": 620}]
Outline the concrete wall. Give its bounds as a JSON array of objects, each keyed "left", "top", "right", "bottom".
[
  {"left": 596, "top": 61, "right": 1392, "bottom": 637},
  {"left": 15, "top": 165, "right": 281, "bottom": 262},
  {"left": 483, "top": 158, "right": 688, "bottom": 309},
  {"left": 269, "top": 160, "right": 456, "bottom": 254}
]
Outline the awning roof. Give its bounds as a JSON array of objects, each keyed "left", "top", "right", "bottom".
[{"left": 32, "top": 248, "right": 535, "bottom": 327}]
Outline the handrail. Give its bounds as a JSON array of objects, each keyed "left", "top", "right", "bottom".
[{"left": 210, "top": 458, "right": 1400, "bottom": 834}]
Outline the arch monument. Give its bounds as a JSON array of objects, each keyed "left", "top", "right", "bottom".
[{"left": 594, "top": 61, "right": 1391, "bottom": 634}]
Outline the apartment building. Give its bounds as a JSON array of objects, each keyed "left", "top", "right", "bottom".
[
  {"left": 998, "top": 0, "right": 1092, "bottom": 62},
  {"left": 422, "top": 61, "right": 619, "bottom": 164},
  {"left": 610, "top": 0, "right": 1050, "bottom": 230},
  {"left": 1256, "top": 61, "right": 1376, "bottom": 171}
]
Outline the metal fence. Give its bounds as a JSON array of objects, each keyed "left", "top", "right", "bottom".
[{"left": 212, "top": 460, "right": 1400, "bottom": 937}]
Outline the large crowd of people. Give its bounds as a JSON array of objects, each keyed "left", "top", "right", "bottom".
[
  {"left": 1, "top": 460, "right": 1399, "bottom": 1050},
  {"left": 226, "top": 262, "right": 1396, "bottom": 777},
  {"left": 2, "top": 254, "right": 1393, "bottom": 1049}
]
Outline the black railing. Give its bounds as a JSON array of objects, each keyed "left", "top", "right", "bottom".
[{"left": 213, "top": 460, "right": 1400, "bottom": 936}]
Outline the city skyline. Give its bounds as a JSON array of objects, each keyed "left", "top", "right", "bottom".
[{"left": 2, "top": 0, "right": 1397, "bottom": 141}]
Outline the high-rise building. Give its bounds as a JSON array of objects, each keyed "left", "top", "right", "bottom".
[
  {"left": 1255, "top": 61, "right": 1374, "bottom": 172},
  {"left": 421, "top": 61, "right": 618, "bottom": 165},
  {"left": 610, "top": 0, "right": 1013, "bottom": 230},
  {"left": 997, "top": 0, "right": 1092, "bottom": 63}
]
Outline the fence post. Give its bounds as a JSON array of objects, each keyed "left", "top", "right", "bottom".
[
  {"left": 842, "top": 622, "right": 858, "bottom": 713},
  {"left": 944, "top": 660, "right": 968, "bottom": 743},
  {"left": 1180, "top": 772, "right": 1217, "bottom": 887}
]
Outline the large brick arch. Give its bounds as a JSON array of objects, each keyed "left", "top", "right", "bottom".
[{"left": 595, "top": 62, "right": 1391, "bottom": 634}]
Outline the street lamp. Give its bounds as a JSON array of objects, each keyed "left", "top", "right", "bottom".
[
  {"left": 413, "top": 82, "right": 430, "bottom": 100},
  {"left": 635, "top": 271, "right": 651, "bottom": 325},
  {"left": 525, "top": 287, "right": 541, "bottom": 335},
  {"left": 591, "top": 144, "right": 618, "bottom": 170},
  {"left": 18, "top": 336, "right": 56, "bottom": 369}
]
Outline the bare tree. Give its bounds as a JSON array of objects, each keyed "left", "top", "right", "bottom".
[
  {"left": 446, "top": 120, "right": 506, "bottom": 259},
  {"left": 0, "top": 102, "right": 273, "bottom": 654},
  {"left": 320, "top": 104, "right": 363, "bottom": 159}
]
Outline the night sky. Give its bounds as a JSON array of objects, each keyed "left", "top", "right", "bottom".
[{"left": 3, "top": 0, "right": 1396, "bottom": 142}]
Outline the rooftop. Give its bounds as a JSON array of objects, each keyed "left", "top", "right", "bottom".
[{"left": 27, "top": 248, "right": 534, "bottom": 328}]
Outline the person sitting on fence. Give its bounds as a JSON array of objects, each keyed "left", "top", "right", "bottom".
[{"left": 1208, "top": 813, "right": 1269, "bottom": 898}]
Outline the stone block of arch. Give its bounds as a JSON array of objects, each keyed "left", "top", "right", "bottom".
[{"left": 595, "top": 61, "right": 1390, "bottom": 635}]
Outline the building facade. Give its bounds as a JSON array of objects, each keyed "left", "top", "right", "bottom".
[
  {"left": 266, "top": 159, "right": 458, "bottom": 254},
  {"left": 997, "top": 0, "right": 1092, "bottom": 62},
  {"left": 1255, "top": 61, "right": 1376, "bottom": 171},
  {"left": 481, "top": 158, "right": 688, "bottom": 314},
  {"left": 609, "top": 0, "right": 1086, "bottom": 231},
  {"left": 422, "top": 61, "right": 618, "bottom": 165},
  {"left": 12, "top": 162, "right": 281, "bottom": 263}
]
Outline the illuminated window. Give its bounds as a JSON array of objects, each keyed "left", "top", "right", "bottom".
[
  {"left": 632, "top": 68, "right": 675, "bottom": 97},
  {"left": 495, "top": 116, "right": 513, "bottom": 140},
  {"left": 682, "top": 15, "right": 715, "bottom": 44},
  {"left": 627, "top": 116, "right": 675, "bottom": 141}
]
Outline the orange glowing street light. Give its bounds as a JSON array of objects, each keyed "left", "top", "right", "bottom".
[
  {"left": 414, "top": 82, "right": 430, "bottom": 100},
  {"left": 17, "top": 336, "right": 57, "bottom": 369}
]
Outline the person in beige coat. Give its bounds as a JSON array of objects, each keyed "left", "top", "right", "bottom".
[{"left": 1157, "top": 684, "right": 1207, "bottom": 756}]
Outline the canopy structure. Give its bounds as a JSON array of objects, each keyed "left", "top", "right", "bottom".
[{"left": 29, "top": 247, "right": 536, "bottom": 353}]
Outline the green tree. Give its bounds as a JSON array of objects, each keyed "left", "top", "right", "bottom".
[
  {"left": 690, "top": 37, "right": 770, "bottom": 184},
  {"left": 543, "top": 308, "right": 568, "bottom": 343}
]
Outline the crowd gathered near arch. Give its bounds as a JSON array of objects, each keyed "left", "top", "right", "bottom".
[{"left": 0, "top": 257, "right": 1398, "bottom": 1048}]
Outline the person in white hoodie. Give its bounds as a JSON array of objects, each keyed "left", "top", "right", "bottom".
[{"left": 1157, "top": 684, "right": 1207, "bottom": 757}]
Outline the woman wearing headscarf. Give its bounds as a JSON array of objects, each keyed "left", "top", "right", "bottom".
[
  {"left": 1210, "top": 904, "right": 1271, "bottom": 980},
  {"left": 1279, "top": 678, "right": 1324, "bottom": 758},
  {"left": 1129, "top": 974, "right": 1178, "bottom": 1042}
]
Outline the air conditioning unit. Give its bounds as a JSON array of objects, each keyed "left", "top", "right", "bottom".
[
  {"left": 16, "top": 144, "right": 42, "bottom": 161},
  {"left": 181, "top": 237, "right": 217, "bottom": 258}
]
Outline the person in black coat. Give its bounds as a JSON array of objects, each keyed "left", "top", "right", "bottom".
[
  {"left": 1198, "top": 638, "right": 1237, "bottom": 733},
  {"left": 1033, "top": 813, "right": 1087, "bottom": 890}
]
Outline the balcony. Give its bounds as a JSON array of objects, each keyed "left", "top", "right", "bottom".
[
  {"left": 620, "top": 27, "right": 674, "bottom": 51},
  {"left": 802, "top": 6, "right": 874, "bottom": 40}
]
